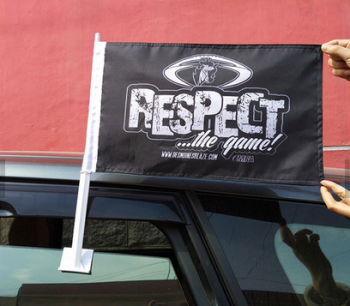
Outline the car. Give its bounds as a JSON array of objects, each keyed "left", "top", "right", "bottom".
[{"left": 0, "top": 153, "right": 349, "bottom": 306}]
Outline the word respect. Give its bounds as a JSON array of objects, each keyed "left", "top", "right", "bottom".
[{"left": 125, "top": 86, "right": 290, "bottom": 140}]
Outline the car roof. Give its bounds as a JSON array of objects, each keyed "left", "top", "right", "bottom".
[{"left": 1, "top": 152, "right": 347, "bottom": 204}]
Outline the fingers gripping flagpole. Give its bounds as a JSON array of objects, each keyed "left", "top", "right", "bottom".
[{"left": 59, "top": 33, "right": 106, "bottom": 273}]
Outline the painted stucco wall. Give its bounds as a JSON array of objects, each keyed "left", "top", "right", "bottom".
[{"left": 0, "top": 0, "right": 349, "bottom": 168}]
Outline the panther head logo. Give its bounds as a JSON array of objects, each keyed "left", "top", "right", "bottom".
[
  {"left": 163, "top": 54, "right": 253, "bottom": 89},
  {"left": 193, "top": 57, "right": 219, "bottom": 86}
]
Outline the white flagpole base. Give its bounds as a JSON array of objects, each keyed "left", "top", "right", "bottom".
[
  {"left": 59, "top": 171, "right": 93, "bottom": 274},
  {"left": 59, "top": 247, "right": 94, "bottom": 274}
]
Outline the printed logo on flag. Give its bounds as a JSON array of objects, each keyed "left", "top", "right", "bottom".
[{"left": 124, "top": 54, "right": 290, "bottom": 161}]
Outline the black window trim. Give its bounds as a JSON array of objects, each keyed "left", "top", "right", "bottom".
[{"left": 185, "top": 191, "right": 249, "bottom": 306}]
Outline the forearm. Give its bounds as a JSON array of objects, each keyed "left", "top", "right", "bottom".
[{"left": 311, "top": 274, "right": 342, "bottom": 299}]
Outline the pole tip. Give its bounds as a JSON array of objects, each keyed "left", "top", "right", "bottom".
[{"left": 95, "top": 33, "right": 101, "bottom": 42}]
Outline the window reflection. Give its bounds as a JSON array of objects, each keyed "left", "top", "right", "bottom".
[
  {"left": 276, "top": 224, "right": 350, "bottom": 305},
  {"left": 200, "top": 193, "right": 350, "bottom": 306},
  {"left": 0, "top": 217, "right": 188, "bottom": 306}
]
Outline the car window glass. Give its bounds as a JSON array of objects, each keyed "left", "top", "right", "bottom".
[
  {"left": 0, "top": 246, "right": 177, "bottom": 293},
  {"left": 275, "top": 224, "right": 350, "bottom": 296},
  {"left": 199, "top": 193, "right": 350, "bottom": 306},
  {"left": 62, "top": 219, "right": 171, "bottom": 251},
  {"left": 0, "top": 217, "right": 187, "bottom": 306}
]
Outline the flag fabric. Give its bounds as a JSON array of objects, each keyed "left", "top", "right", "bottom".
[{"left": 83, "top": 43, "right": 323, "bottom": 185}]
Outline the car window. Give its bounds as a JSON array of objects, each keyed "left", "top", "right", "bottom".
[
  {"left": 199, "top": 193, "right": 350, "bottom": 306},
  {"left": 62, "top": 219, "right": 171, "bottom": 252},
  {"left": 0, "top": 216, "right": 187, "bottom": 306},
  {"left": 275, "top": 223, "right": 350, "bottom": 297}
]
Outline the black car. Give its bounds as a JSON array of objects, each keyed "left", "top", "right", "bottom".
[{"left": 0, "top": 153, "right": 349, "bottom": 306}]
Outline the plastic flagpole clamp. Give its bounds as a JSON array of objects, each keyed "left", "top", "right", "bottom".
[{"left": 58, "top": 171, "right": 94, "bottom": 274}]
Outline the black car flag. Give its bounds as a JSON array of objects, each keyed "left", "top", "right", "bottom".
[{"left": 85, "top": 42, "right": 323, "bottom": 185}]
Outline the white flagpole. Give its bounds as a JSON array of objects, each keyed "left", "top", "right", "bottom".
[
  {"left": 71, "top": 171, "right": 91, "bottom": 268},
  {"left": 58, "top": 171, "right": 93, "bottom": 273},
  {"left": 59, "top": 33, "right": 104, "bottom": 273}
]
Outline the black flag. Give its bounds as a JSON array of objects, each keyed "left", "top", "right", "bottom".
[{"left": 85, "top": 43, "right": 323, "bottom": 185}]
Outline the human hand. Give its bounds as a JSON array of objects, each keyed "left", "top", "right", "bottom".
[
  {"left": 280, "top": 227, "right": 332, "bottom": 277},
  {"left": 280, "top": 227, "right": 340, "bottom": 298},
  {"left": 321, "top": 40, "right": 350, "bottom": 81},
  {"left": 320, "top": 180, "right": 350, "bottom": 218}
]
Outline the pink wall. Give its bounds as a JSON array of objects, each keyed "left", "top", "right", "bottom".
[{"left": 0, "top": 0, "right": 349, "bottom": 168}]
